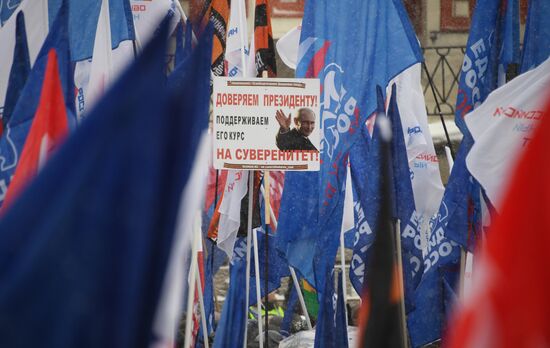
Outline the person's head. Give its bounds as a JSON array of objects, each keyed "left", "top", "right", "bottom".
[{"left": 294, "top": 108, "right": 316, "bottom": 137}]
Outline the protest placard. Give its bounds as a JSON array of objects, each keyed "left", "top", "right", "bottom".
[{"left": 213, "top": 77, "right": 320, "bottom": 171}]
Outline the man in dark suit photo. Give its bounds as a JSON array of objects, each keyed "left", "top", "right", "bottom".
[{"left": 275, "top": 108, "right": 318, "bottom": 151}]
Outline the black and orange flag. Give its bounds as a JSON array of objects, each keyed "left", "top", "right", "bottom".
[
  {"left": 254, "top": 0, "right": 277, "bottom": 77},
  {"left": 208, "top": 0, "right": 230, "bottom": 76},
  {"left": 190, "top": 0, "right": 230, "bottom": 76},
  {"left": 356, "top": 112, "right": 407, "bottom": 348}
]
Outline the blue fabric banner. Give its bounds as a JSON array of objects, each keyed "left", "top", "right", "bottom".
[{"left": 0, "top": 17, "right": 212, "bottom": 347}]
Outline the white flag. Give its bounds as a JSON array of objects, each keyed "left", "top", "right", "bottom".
[
  {"left": 225, "top": 0, "right": 249, "bottom": 77},
  {"left": 275, "top": 25, "right": 301, "bottom": 70},
  {"left": 83, "top": 0, "right": 114, "bottom": 117},
  {"left": 131, "top": 0, "right": 180, "bottom": 48},
  {"left": 465, "top": 57, "right": 550, "bottom": 208},
  {"left": 389, "top": 63, "right": 445, "bottom": 218},
  {"left": 217, "top": 170, "right": 249, "bottom": 257}
]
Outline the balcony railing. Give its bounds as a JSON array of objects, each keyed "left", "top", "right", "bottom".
[{"left": 421, "top": 46, "right": 466, "bottom": 117}]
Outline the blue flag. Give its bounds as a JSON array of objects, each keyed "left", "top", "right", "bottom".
[
  {"left": 1, "top": 11, "right": 31, "bottom": 131},
  {"left": 276, "top": 0, "right": 423, "bottom": 292},
  {"left": 386, "top": 85, "right": 424, "bottom": 312},
  {"left": 349, "top": 99, "right": 380, "bottom": 295},
  {"left": 0, "top": 0, "right": 21, "bottom": 25},
  {"left": 520, "top": 0, "right": 550, "bottom": 73},
  {"left": 334, "top": 271, "right": 349, "bottom": 348},
  {"left": 407, "top": 139, "right": 475, "bottom": 347},
  {"left": 175, "top": 20, "right": 194, "bottom": 67},
  {"left": 249, "top": 227, "right": 291, "bottom": 306},
  {"left": 0, "top": 2, "right": 76, "bottom": 207},
  {"left": 213, "top": 238, "right": 249, "bottom": 348},
  {"left": 280, "top": 281, "right": 300, "bottom": 337},
  {"left": 48, "top": 0, "right": 135, "bottom": 61},
  {"left": 349, "top": 86, "right": 423, "bottom": 312},
  {"left": 454, "top": 0, "right": 519, "bottom": 136},
  {"left": 0, "top": 17, "right": 212, "bottom": 347},
  {"left": 313, "top": 270, "right": 349, "bottom": 348}
]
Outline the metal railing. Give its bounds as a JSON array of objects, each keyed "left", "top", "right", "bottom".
[{"left": 421, "top": 46, "right": 466, "bottom": 117}]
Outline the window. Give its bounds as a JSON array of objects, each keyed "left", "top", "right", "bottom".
[
  {"left": 441, "top": 0, "right": 529, "bottom": 32},
  {"left": 271, "top": 0, "right": 304, "bottom": 18},
  {"left": 440, "top": 0, "right": 474, "bottom": 31}
]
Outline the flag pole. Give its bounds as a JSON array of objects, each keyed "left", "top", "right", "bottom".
[
  {"left": 243, "top": 172, "right": 252, "bottom": 348},
  {"left": 183, "top": 217, "right": 200, "bottom": 348},
  {"left": 395, "top": 219, "right": 409, "bottom": 348},
  {"left": 258, "top": 186, "right": 313, "bottom": 330},
  {"left": 339, "top": 225, "right": 348, "bottom": 314},
  {"left": 444, "top": 150, "right": 469, "bottom": 298},
  {"left": 261, "top": 70, "right": 271, "bottom": 348},
  {"left": 195, "top": 260, "right": 210, "bottom": 348},
  {"left": 253, "top": 225, "right": 264, "bottom": 348},
  {"left": 421, "top": 62, "right": 455, "bottom": 159}
]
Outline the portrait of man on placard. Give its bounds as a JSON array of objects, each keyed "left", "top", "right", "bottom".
[{"left": 275, "top": 107, "right": 318, "bottom": 151}]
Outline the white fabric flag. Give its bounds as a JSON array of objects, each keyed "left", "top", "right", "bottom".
[
  {"left": 275, "top": 25, "right": 301, "bottom": 70},
  {"left": 82, "top": 0, "right": 114, "bottom": 117},
  {"left": 390, "top": 63, "right": 445, "bottom": 219},
  {"left": 465, "top": 57, "right": 550, "bottom": 208},
  {"left": 0, "top": 0, "right": 48, "bottom": 116},
  {"left": 217, "top": 170, "right": 249, "bottom": 257},
  {"left": 387, "top": 63, "right": 445, "bottom": 252},
  {"left": 131, "top": 0, "right": 180, "bottom": 49},
  {"left": 76, "top": 0, "right": 181, "bottom": 119},
  {"left": 225, "top": 0, "right": 248, "bottom": 77}
]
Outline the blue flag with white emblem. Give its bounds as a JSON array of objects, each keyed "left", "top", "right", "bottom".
[
  {"left": 276, "top": 0, "right": 423, "bottom": 293},
  {"left": 407, "top": 146, "right": 467, "bottom": 347},
  {"left": 454, "top": 0, "right": 519, "bottom": 136}
]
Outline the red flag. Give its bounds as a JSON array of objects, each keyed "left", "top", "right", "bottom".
[
  {"left": 267, "top": 170, "right": 284, "bottom": 231},
  {"left": 2, "top": 49, "right": 68, "bottom": 209},
  {"left": 446, "top": 96, "right": 550, "bottom": 348}
]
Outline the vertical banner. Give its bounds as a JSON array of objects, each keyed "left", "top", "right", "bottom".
[{"left": 212, "top": 77, "right": 320, "bottom": 171}]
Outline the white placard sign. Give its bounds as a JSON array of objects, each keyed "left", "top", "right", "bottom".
[{"left": 213, "top": 77, "right": 321, "bottom": 171}]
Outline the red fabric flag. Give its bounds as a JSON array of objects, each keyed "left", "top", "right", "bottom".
[
  {"left": 2, "top": 49, "right": 68, "bottom": 209},
  {"left": 446, "top": 96, "right": 550, "bottom": 348}
]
